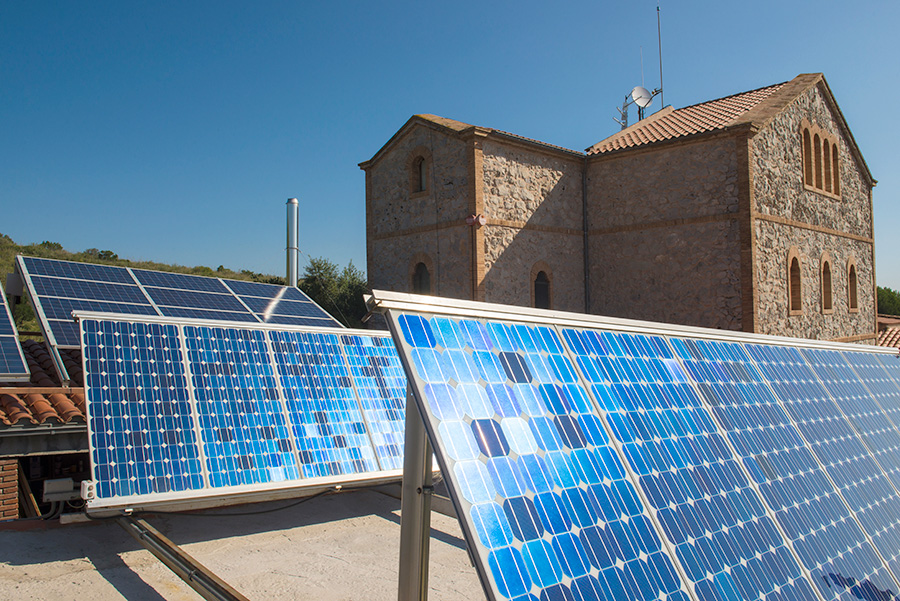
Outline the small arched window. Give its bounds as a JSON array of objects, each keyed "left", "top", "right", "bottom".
[
  {"left": 788, "top": 249, "right": 802, "bottom": 316},
  {"left": 832, "top": 144, "right": 840, "bottom": 195},
  {"left": 412, "top": 262, "right": 431, "bottom": 294},
  {"left": 821, "top": 259, "right": 832, "bottom": 313},
  {"left": 848, "top": 262, "right": 858, "bottom": 312},
  {"left": 823, "top": 140, "right": 832, "bottom": 193},
  {"left": 802, "top": 129, "right": 813, "bottom": 186},
  {"left": 813, "top": 134, "right": 822, "bottom": 189},
  {"left": 534, "top": 271, "right": 551, "bottom": 310},
  {"left": 407, "top": 146, "right": 432, "bottom": 196},
  {"left": 414, "top": 157, "right": 426, "bottom": 192}
]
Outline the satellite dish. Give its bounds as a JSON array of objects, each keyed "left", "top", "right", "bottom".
[{"left": 631, "top": 86, "right": 653, "bottom": 108}]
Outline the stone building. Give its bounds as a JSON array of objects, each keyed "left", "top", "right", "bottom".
[{"left": 360, "top": 74, "right": 877, "bottom": 342}]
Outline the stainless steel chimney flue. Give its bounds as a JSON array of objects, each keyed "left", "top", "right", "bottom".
[{"left": 286, "top": 198, "right": 299, "bottom": 287}]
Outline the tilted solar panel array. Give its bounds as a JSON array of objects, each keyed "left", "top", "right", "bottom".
[
  {"left": 381, "top": 298, "right": 900, "bottom": 601},
  {"left": 80, "top": 314, "right": 407, "bottom": 510},
  {"left": 17, "top": 255, "right": 342, "bottom": 349},
  {"left": 0, "top": 280, "right": 30, "bottom": 380}
]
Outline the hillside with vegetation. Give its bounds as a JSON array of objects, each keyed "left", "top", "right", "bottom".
[{"left": 0, "top": 233, "right": 368, "bottom": 332}]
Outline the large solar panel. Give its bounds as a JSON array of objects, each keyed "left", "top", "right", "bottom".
[
  {"left": 16, "top": 255, "right": 342, "bottom": 350},
  {"left": 79, "top": 313, "right": 407, "bottom": 511},
  {"left": 0, "top": 280, "right": 29, "bottom": 381},
  {"left": 374, "top": 291, "right": 900, "bottom": 601}
]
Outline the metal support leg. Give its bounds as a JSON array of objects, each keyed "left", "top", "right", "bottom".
[{"left": 397, "top": 385, "right": 433, "bottom": 601}]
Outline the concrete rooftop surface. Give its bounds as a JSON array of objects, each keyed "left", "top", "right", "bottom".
[{"left": 0, "top": 488, "right": 486, "bottom": 601}]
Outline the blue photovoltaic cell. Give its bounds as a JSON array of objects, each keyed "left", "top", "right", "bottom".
[
  {"left": 804, "top": 349, "right": 900, "bottom": 494},
  {"left": 0, "top": 280, "right": 29, "bottom": 378},
  {"left": 81, "top": 319, "right": 204, "bottom": 499},
  {"left": 183, "top": 325, "right": 301, "bottom": 487},
  {"left": 562, "top": 329, "right": 816, "bottom": 601},
  {"left": 747, "top": 344, "right": 900, "bottom": 582},
  {"left": 340, "top": 334, "right": 406, "bottom": 470},
  {"left": 877, "top": 355, "right": 900, "bottom": 426},
  {"left": 19, "top": 255, "right": 343, "bottom": 352},
  {"left": 676, "top": 338, "right": 896, "bottom": 601},
  {"left": 81, "top": 316, "right": 408, "bottom": 508},
  {"left": 132, "top": 269, "right": 230, "bottom": 293},
  {"left": 393, "top": 314, "right": 690, "bottom": 601},
  {"left": 269, "top": 330, "right": 380, "bottom": 477},
  {"left": 22, "top": 256, "right": 135, "bottom": 284}
]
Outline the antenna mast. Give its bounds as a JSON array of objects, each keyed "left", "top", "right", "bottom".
[{"left": 657, "top": 3, "right": 664, "bottom": 109}]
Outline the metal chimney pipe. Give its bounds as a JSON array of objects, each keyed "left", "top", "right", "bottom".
[{"left": 286, "top": 198, "right": 299, "bottom": 287}]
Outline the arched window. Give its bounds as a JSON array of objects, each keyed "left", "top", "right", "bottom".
[
  {"left": 832, "top": 144, "right": 840, "bottom": 195},
  {"left": 408, "top": 147, "right": 432, "bottom": 195},
  {"left": 412, "top": 262, "right": 431, "bottom": 294},
  {"left": 534, "top": 271, "right": 550, "bottom": 309},
  {"left": 788, "top": 248, "right": 802, "bottom": 316},
  {"left": 821, "top": 258, "right": 832, "bottom": 313},
  {"left": 801, "top": 122, "right": 840, "bottom": 197},
  {"left": 848, "top": 261, "right": 858, "bottom": 312},
  {"left": 813, "top": 134, "right": 822, "bottom": 189},
  {"left": 802, "top": 129, "right": 813, "bottom": 186}
]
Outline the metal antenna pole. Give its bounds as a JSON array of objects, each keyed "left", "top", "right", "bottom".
[
  {"left": 397, "top": 385, "right": 433, "bottom": 601},
  {"left": 657, "top": 3, "right": 664, "bottom": 108}
]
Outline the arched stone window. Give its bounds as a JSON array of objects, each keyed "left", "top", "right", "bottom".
[
  {"left": 407, "top": 146, "right": 432, "bottom": 196},
  {"left": 801, "top": 121, "right": 840, "bottom": 198},
  {"left": 787, "top": 247, "right": 802, "bottom": 316},
  {"left": 409, "top": 253, "right": 434, "bottom": 295},
  {"left": 848, "top": 258, "right": 859, "bottom": 313},
  {"left": 821, "top": 255, "right": 833, "bottom": 314},
  {"left": 802, "top": 129, "right": 813, "bottom": 186},
  {"left": 530, "top": 262, "right": 552, "bottom": 310},
  {"left": 832, "top": 144, "right": 840, "bottom": 195}
]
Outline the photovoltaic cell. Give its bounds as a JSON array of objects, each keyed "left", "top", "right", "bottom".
[
  {"left": 0, "top": 280, "right": 29, "bottom": 380},
  {"left": 380, "top": 294, "right": 900, "bottom": 601},
  {"left": 563, "top": 329, "right": 815, "bottom": 601},
  {"left": 80, "top": 315, "right": 408, "bottom": 509},
  {"left": 18, "top": 255, "right": 342, "bottom": 350},
  {"left": 392, "top": 314, "right": 690, "bottom": 601},
  {"left": 678, "top": 338, "right": 895, "bottom": 601},
  {"left": 746, "top": 344, "right": 900, "bottom": 582}
]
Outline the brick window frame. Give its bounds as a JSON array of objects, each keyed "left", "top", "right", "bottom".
[
  {"left": 787, "top": 247, "right": 803, "bottom": 316},
  {"left": 407, "top": 146, "right": 433, "bottom": 199},
  {"left": 800, "top": 120, "right": 841, "bottom": 199},
  {"left": 847, "top": 257, "right": 859, "bottom": 313},
  {"left": 820, "top": 253, "right": 833, "bottom": 314}
]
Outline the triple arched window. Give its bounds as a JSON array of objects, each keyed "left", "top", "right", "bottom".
[{"left": 801, "top": 121, "right": 840, "bottom": 197}]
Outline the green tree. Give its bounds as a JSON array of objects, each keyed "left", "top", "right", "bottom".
[
  {"left": 878, "top": 286, "right": 900, "bottom": 316},
  {"left": 299, "top": 257, "right": 369, "bottom": 328}
]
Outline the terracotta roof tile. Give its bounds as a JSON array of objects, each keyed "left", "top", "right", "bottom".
[
  {"left": 587, "top": 81, "right": 788, "bottom": 155},
  {"left": 878, "top": 328, "right": 900, "bottom": 350},
  {"left": 0, "top": 340, "right": 85, "bottom": 429}
]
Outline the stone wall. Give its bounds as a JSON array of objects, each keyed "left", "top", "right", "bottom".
[
  {"left": 751, "top": 83, "right": 872, "bottom": 237},
  {"left": 751, "top": 83, "right": 875, "bottom": 339},
  {"left": 365, "top": 122, "right": 473, "bottom": 300},
  {"left": 754, "top": 220, "right": 874, "bottom": 339},
  {"left": 480, "top": 140, "right": 585, "bottom": 310},
  {"left": 589, "top": 220, "right": 743, "bottom": 329},
  {"left": 586, "top": 136, "right": 744, "bottom": 329}
]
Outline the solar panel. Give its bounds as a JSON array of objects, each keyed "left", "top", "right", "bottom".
[
  {"left": 374, "top": 291, "right": 900, "bottom": 601},
  {"left": 0, "top": 280, "right": 29, "bottom": 381},
  {"left": 79, "top": 313, "right": 407, "bottom": 511},
  {"left": 16, "top": 255, "right": 342, "bottom": 351}
]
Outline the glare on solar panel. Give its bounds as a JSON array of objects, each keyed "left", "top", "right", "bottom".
[
  {"left": 374, "top": 291, "right": 900, "bottom": 601},
  {"left": 78, "top": 312, "right": 407, "bottom": 511}
]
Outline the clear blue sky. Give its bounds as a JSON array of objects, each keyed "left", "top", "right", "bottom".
[{"left": 3, "top": 1, "right": 899, "bottom": 289}]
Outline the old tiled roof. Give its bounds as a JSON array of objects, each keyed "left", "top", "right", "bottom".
[
  {"left": 586, "top": 81, "right": 788, "bottom": 155},
  {"left": 0, "top": 339, "right": 85, "bottom": 427},
  {"left": 878, "top": 327, "right": 900, "bottom": 350}
]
